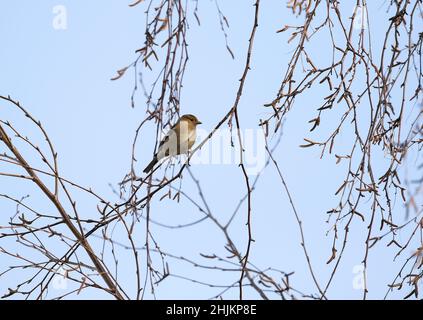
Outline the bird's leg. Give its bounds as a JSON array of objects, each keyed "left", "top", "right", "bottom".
[{"left": 186, "top": 150, "right": 191, "bottom": 167}]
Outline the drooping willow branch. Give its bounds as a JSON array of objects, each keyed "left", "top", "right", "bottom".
[
  {"left": 263, "top": 0, "right": 423, "bottom": 299},
  {"left": 1, "top": 0, "right": 422, "bottom": 300}
]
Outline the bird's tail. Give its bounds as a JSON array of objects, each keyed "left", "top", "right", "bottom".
[{"left": 143, "top": 156, "right": 158, "bottom": 173}]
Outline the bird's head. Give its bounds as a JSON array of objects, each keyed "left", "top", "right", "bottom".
[{"left": 180, "top": 114, "right": 202, "bottom": 125}]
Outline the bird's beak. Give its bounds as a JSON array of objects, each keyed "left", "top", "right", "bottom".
[{"left": 196, "top": 120, "right": 202, "bottom": 125}]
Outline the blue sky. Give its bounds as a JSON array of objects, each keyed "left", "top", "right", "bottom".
[{"left": 0, "top": 1, "right": 421, "bottom": 299}]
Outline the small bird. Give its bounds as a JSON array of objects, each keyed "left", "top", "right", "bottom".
[{"left": 143, "top": 114, "right": 202, "bottom": 173}]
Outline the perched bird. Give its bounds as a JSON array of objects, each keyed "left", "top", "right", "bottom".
[{"left": 143, "top": 114, "right": 202, "bottom": 173}]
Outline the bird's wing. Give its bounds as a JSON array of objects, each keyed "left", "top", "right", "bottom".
[
  {"left": 157, "top": 121, "right": 179, "bottom": 148},
  {"left": 155, "top": 120, "right": 196, "bottom": 159},
  {"left": 156, "top": 126, "right": 179, "bottom": 159},
  {"left": 158, "top": 131, "right": 170, "bottom": 149}
]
